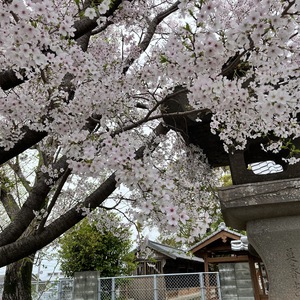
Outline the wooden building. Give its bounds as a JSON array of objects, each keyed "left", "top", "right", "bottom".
[
  {"left": 134, "top": 239, "right": 204, "bottom": 275},
  {"left": 189, "top": 223, "right": 268, "bottom": 300}
]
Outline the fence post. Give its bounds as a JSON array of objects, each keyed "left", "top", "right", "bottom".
[
  {"left": 57, "top": 280, "right": 62, "bottom": 300},
  {"left": 199, "top": 272, "right": 206, "bottom": 300},
  {"left": 35, "top": 280, "right": 39, "bottom": 296},
  {"left": 153, "top": 275, "right": 158, "bottom": 300},
  {"left": 216, "top": 272, "right": 222, "bottom": 300},
  {"left": 98, "top": 278, "right": 101, "bottom": 300},
  {"left": 111, "top": 278, "right": 115, "bottom": 300}
]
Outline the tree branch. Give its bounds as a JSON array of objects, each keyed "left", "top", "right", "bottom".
[
  {"left": 0, "top": 1, "right": 128, "bottom": 166},
  {"left": 0, "top": 188, "right": 19, "bottom": 221},
  {"left": 0, "top": 87, "right": 181, "bottom": 167},
  {"left": 0, "top": 0, "right": 124, "bottom": 91},
  {"left": 122, "top": 1, "right": 179, "bottom": 73},
  {"left": 114, "top": 107, "right": 209, "bottom": 136},
  {"left": 8, "top": 158, "right": 32, "bottom": 193},
  {"left": 37, "top": 168, "right": 72, "bottom": 232},
  {"left": 0, "top": 128, "right": 47, "bottom": 166},
  {"left": 0, "top": 122, "right": 170, "bottom": 266},
  {"left": 0, "top": 155, "right": 69, "bottom": 247},
  {"left": 281, "top": 0, "right": 296, "bottom": 17}
]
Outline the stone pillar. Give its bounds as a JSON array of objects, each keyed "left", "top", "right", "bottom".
[
  {"left": 73, "top": 271, "right": 100, "bottom": 300},
  {"left": 219, "top": 178, "right": 300, "bottom": 300},
  {"left": 248, "top": 216, "right": 300, "bottom": 300}
]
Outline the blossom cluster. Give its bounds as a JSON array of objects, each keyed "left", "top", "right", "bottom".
[
  {"left": 0, "top": 0, "right": 299, "bottom": 244},
  {"left": 162, "top": 0, "right": 300, "bottom": 153}
]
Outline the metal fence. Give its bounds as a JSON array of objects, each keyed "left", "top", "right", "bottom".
[
  {"left": 99, "top": 272, "right": 221, "bottom": 300},
  {"left": 0, "top": 279, "right": 73, "bottom": 300},
  {"left": 0, "top": 272, "right": 221, "bottom": 300}
]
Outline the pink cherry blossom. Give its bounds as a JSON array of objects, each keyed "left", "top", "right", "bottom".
[{"left": 0, "top": 0, "right": 299, "bottom": 269}]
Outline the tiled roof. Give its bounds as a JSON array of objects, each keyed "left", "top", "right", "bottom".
[{"left": 146, "top": 240, "right": 203, "bottom": 262}]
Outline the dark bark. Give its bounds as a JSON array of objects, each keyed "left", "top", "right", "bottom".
[
  {"left": 0, "top": 114, "right": 103, "bottom": 167},
  {"left": 0, "top": 172, "right": 118, "bottom": 267},
  {"left": 1, "top": 170, "right": 34, "bottom": 300},
  {"left": 0, "top": 188, "right": 19, "bottom": 220},
  {"left": 0, "top": 0, "right": 176, "bottom": 168},
  {"left": 122, "top": 1, "right": 179, "bottom": 74},
  {"left": 0, "top": 69, "right": 26, "bottom": 91},
  {"left": 0, "top": 128, "right": 47, "bottom": 166},
  {"left": 2, "top": 256, "right": 34, "bottom": 300},
  {"left": 0, "top": 156, "right": 68, "bottom": 247}
]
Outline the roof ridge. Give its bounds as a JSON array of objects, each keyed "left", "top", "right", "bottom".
[
  {"left": 188, "top": 223, "right": 244, "bottom": 251},
  {"left": 148, "top": 239, "right": 184, "bottom": 251}
]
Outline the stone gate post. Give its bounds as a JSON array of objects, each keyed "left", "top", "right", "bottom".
[{"left": 219, "top": 178, "right": 300, "bottom": 300}]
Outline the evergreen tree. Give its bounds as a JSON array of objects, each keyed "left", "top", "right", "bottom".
[{"left": 59, "top": 214, "right": 136, "bottom": 277}]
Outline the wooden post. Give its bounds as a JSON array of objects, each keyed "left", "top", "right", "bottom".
[
  {"left": 204, "top": 253, "right": 209, "bottom": 272},
  {"left": 248, "top": 255, "right": 261, "bottom": 300}
]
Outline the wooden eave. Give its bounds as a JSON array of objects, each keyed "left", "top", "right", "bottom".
[
  {"left": 190, "top": 231, "right": 242, "bottom": 254},
  {"left": 207, "top": 255, "right": 249, "bottom": 264}
]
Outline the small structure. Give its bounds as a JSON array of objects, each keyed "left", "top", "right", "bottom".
[
  {"left": 131, "top": 240, "right": 205, "bottom": 300},
  {"left": 189, "top": 223, "right": 268, "bottom": 300},
  {"left": 134, "top": 240, "right": 204, "bottom": 275}
]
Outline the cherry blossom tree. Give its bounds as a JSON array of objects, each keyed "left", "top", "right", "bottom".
[{"left": 0, "top": 0, "right": 299, "bottom": 298}]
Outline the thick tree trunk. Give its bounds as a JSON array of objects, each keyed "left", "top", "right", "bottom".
[{"left": 2, "top": 255, "right": 34, "bottom": 300}]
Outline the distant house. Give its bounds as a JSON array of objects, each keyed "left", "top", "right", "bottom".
[{"left": 134, "top": 240, "right": 204, "bottom": 275}]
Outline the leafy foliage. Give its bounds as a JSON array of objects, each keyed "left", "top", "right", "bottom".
[{"left": 59, "top": 214, "right": 135, "bottom": 277}]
